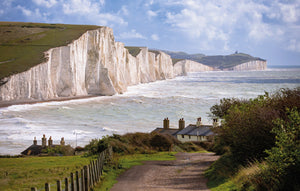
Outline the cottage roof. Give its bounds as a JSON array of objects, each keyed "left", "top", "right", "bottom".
[
  {"left": 176, "top": 125, "right": 214, "bottom": 136},
  {"left": 21, "top": 144, "right": 44, "bottom": 155},
  {"left": 152, "top": 128, "right": 180, "bottom": 136}
]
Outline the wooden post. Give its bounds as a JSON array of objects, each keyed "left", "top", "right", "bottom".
[
  {"left": 84, "top": 165, "right": 89, "bottom": 191},
  {"left": 70, "top": 172, "right": 74, "bottom": 191},
  {"left": 31, "top": 188, "right": 37, "bottom": 191},
  {"left": 45, "top": 183, "right": 50, "bottom": 191},
  {"left": 89, "top": 163, "right": 93, "bottom": 186},
  {"left": 57, "top": 180, "right": 61, "bottom": 191},
  {"left": 65, "top": 177, "right": 69, "bottom": 191},
  {"left": 76, "top": 171, "right": 79, "bottom": 191},
  {"left": 81, "top": 169, "right": 85, "bottom": 191}
]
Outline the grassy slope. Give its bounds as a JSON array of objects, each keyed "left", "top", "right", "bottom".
[
  {"left": 0, "top": 155, "right": 93, "bottom": 191},
  {"left": 0, "top": 22, "right": 100, "bottom": 80},
  {"left": 125, "top": 46, "right": 143, "bottom": 57}
]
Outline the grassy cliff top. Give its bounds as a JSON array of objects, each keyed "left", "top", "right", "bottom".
[
  {"left": 125, "top": 46, "right": 143, "bottom": 57},
  {"left": 0, "top": 22, "right": 100, "bottom": 80}
]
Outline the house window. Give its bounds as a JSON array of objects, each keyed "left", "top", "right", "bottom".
[
  {"left": 189, "top": 135, "right": 191, "bottom": 139},
  {"left": 181, "top": 135, "right": 184, "bottom": 138}
]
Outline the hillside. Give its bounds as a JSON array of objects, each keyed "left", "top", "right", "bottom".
[
  {"left": 162, "top": 50, "right": 266, "bottom": 69},
  {"left": 0, "top": 22, "right": 100, "bottom": 80}
]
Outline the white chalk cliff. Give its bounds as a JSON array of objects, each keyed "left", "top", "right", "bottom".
[
  {"left": 0, "top": 27, "right": 266, "bottom": 102},
  {"left": 228, "top": 60, "right": 267, "bottom": 71},
  {"left": 173, "top": 60, "right": 214, "bottom": 76},
  {"left": 0, "top": 27, "right": 176, "bottom": 102}
]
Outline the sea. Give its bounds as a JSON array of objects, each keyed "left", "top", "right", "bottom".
[{"left": 0, "top": 66, "right": 300, "bottom": 155}]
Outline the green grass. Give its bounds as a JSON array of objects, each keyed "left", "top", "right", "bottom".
[
  {"left": 0, "top": 155, "right": 93, "bottom": 191},
  {"left": 125, "top": 46, "right": 143, "bottom": 57},
  {"left": 207, "top": 178, "right": 237, "bottom": 191},
  {"left": 0, "top": 22, "right": 100, "bottom": 80},
  {"left": 93, "top": 152, "right": 176, "bottom": 191}
]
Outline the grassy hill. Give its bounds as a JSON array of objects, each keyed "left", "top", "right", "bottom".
[
  {"left": 162, "top": 50, "right": 265, "bottom": 69},
  {"left": 0, "top": 22, "right": 100, "bottom": 80}
]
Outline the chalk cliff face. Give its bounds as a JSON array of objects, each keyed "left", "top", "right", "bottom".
[
  {"left": 173, "top": 60, "right": 214, "bottom": 76},
  {"left": 0, "top": 27, "right": 267, "bottom": 102},
  {"left": 0, "top": 27, "right": 176, "bottom": 102},
  {"left": 229, "top": 60, "right": 267, "bottom": 71}
]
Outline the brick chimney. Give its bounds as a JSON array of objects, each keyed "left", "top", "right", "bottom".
[
  {"left": 60, "top": 137, "right": 65, "bottom": 146},
  {"left": 179, "top": 118, "right": 185, "bottom": 130},
  {"left": 163, "top": 118, "right": 169, "bottom": 129},
  {"left": 42, "top": 134, "right": 47, "bottom": 147},
  {"left": 33, "top": 137, "right": 37, "bottom": 145},
  {"left": 48, "top": 136, "right": 53, "bottom": 147},
  {"left": 196, "top": 117, "right": 202, "bottom": 127},
  {"left": 213, "top": 118, "right": 219, "bottom": 127}
]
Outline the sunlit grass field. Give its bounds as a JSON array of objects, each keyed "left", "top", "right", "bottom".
[{"left": 0, "top": 22, "right": 100, "bottom": 80}]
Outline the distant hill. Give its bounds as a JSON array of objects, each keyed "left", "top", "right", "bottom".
[{"left": 161, "top": 50, "right": 265, "bottom": 69}]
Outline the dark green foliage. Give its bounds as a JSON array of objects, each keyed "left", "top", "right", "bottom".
[
  {"left": 254, "top": 109, "right": 300, "bottom": 191},
  {"left": 41, "top": 145, "right": 75, "bottom": 156},
  {"left": 84, "top": 132, "right": 202, "bottom": 156},
  {"left": 207, "top": 87, "right": 300, "bottom": 190}
]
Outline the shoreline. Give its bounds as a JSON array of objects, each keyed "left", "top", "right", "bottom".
[{"left": 0, "top": 95, "right": 100, "bottom": 108}]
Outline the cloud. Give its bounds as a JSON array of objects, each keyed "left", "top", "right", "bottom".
[
  {"left": 120, "top": 5, "right": 129, "bottom": 16},
  {"left": 118, "top": 29, "right": 146, "bottom": 39},
  {"left": 151, "top": 34, "right": 159, "bottom": 41},
  {"left": 163, "top": 0, "right": 300, "bottom": 51},
  {"left": 17, "top": 5, "right": 32, "bottom": 16},
  {"left": 147, "top": 10, "right": 157, "bottom": 18},
  {"left": 32, "top": 0, "right": 57, "bottom": 8},
  {"left": 62, "top": 0, "right": 126, "bottom": 26}
]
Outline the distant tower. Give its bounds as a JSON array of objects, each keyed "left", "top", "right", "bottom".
[
  {"left": 48, "top": 136, "right": 53, "bottom": 147},
  {"left": 33, "top": 137, "right": 37, "bottom": 145},
  {"left": 213, "top": 118, "right": 219, "bottom": 127},
  {"left": 179, "top": 118, "right": 185, "bottom": 130},
  {"left": 60, "top": 137, "right": 65, "bottom": 146},
  {"left": 163, "top": 118, "right": 170, "bottom": 129},
  {"left": 196, "top": 117, "right": 202, "bottom": 127},
  {"left": 42, "top": 134, "right": 47, "bottom": 147}
]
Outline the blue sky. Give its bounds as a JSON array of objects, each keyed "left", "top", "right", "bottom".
[{"left": 1, "top": 0, "right": 300, "bottom": 65}]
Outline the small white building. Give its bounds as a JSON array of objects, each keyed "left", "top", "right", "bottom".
[{"left": 176, "top": 124, "right": 214, "bottom": 142}]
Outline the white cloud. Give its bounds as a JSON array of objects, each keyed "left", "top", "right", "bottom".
[
  {"left": 147, "top": 10, "right": 157, "bottom": 18},
  {"left": 62, "top": 0, "right": 126, "bottom": 26},
  {"left": 151, "top": 34, "right": 159, "bottom": 41},
  {"left": 17, "top": 5, "right": 32, "bottom": 16},
  {"left": 163, "top": 0, "right": 300, "bottom": 51},
  {"left": 32, "top": 0, "right": 57, "bottom": 8},
  {"left": 0, "top": 9, "right": 4, "bottom": 15},
  {"left": 120, "top": 5, "right": 129, "bottom": 16},
  {"left": 119, "top": 29, "right": 146, "bottom": 39},
  {"left": 287, "top": 39, "right": 300, "bottom": 52},
  {"left": 63, "top": 0, "right": 100, "bottom": 15}
]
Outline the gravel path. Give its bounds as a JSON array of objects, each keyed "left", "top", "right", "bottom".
[{"left": 111, "top": 152, "right": 219, "bottom": 191}]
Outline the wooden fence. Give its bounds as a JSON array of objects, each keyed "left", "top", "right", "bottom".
[{"left": 31, "top": 147, "right": 113, "bottom": 191}]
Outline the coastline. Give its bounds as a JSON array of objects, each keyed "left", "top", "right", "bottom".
[{"left": 0, "top": 95, "right": 99, "bottom": 108}]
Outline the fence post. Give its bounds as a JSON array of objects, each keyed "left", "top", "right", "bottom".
[
  {"left": 31, "top": 188, "right": 37, "bottom": 191},
  {"left": 57, "top": 180, "right": 61, "bottom": 191},
  {"left": 70, "top": 172, "right": 74, "bottom": 191},
  {"left": 65, "top": 177, "right": 69, "bottom": 191},
  {"left": 76, "top": 171, "right": 79, "bottom": 191},
  {"left": 81, "top": 169, "right": 85, "bottom": 191},
  {"left": 84, "top": 165, "right": 89, "bottom": 191},
  {"left": 89, "top": 163, "right": 93, "bottom": 186},
  {"left": 45, "top": 183, "right": 50, "bottom": 191}
]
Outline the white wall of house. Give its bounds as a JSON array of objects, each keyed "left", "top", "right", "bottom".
[{"left": 176, "top": 134, "right": 208, "bottom": 142}]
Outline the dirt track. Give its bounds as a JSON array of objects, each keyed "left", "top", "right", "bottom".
[{"left": 110, "top": 152, "right": 219, "bottom": 191}]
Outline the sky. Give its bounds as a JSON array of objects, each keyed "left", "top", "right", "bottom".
[{"left": 1, "top": 0, "right": 300, "bottom": 66}]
